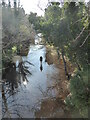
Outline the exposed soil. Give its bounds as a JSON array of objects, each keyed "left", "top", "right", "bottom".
[
  {"left": 45, "top": 45, "right": 74, "bottom": 100},
  {"left": 35, "top": 98, "right": 70, "bottom": 118}
]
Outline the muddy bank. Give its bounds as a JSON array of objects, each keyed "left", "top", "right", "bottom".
[
  {"left": 45, "top": 45, "right": 74, "bottom": 100},
  {"left": 35, "top": 98, "right": 70, "bottom": 118}
]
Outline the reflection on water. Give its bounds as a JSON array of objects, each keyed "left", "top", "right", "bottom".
[
  {"left": 2, "top": 35, "right": 59, "bottom": 118},
  {"left": 2, "top": 60, "right": 32, "bottom": 118},
  {"left": 40, "top": 63, "right": 43, "bottom": 72},
  {"left": 2, "top": 61, "right": 31, "bottom": 94}
]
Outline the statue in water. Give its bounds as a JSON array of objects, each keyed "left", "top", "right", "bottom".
[
  {"left": 40, "top": 56, "right": 43, "bottom": 71},
  {"left": 40, "top": 56, "right": 43, "bottom": 62}
]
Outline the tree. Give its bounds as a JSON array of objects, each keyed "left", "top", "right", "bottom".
[{"left": 28, "top": 12, "right": 43, "bottom": 32}]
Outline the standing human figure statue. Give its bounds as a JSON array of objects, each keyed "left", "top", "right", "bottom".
[
  {"left": 40, "top": 56, "right": 43, "bottom": 62},
  {"left": 40, "top": 56, "right": 43, "bottom": 71}
]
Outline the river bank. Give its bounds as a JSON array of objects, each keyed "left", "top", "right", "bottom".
[{"left": 45, "top": 45, "right": 75, "bottom": 99}]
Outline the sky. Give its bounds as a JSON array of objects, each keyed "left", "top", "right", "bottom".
[{"left": 20, "top": 0, "right": 49, "bottom": 16}]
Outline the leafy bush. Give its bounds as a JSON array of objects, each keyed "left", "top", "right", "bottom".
[{"left": 66, "top": 69, "right": 89, "bottom": 117}]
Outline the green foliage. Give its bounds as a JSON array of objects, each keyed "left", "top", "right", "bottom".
[
  {"left": 68, "top": 69, "right": 89, "bottom": 117},
  {"left": 65, "top": 68, "right": 89, "bottom": 117},
  {"left": 28, "top": 12, "right": 43, "bottom": 32},
  {"left": 12, "top": 46, "right": 17, "bottom": 53}
]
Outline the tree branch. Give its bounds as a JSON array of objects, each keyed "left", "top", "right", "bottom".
[
  {"left": 80, "top": 33, "right": 90, "bottom": 47},
  {"left": 74, "top": 26, "right": 86, "bottom": 42}
]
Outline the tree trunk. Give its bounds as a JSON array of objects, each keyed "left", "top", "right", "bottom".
[
  {"left": 61, "top": 50, "right": 68, "bottom": 76},
  {"left": 61, "top": 50, "right": 71, "bottom": 80}
]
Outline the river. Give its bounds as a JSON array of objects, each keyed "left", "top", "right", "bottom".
[{"left": 2, "top": 34, "right": 59, "bottom": 118}]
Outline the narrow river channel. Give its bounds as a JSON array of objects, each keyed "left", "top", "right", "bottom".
[{"left": 2, "top": 35, "right": 59, "bottom": 118}]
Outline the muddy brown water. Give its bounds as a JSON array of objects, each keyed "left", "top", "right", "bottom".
[{"left": 2, "top": 36, "right": 61, "bottom": 118}]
